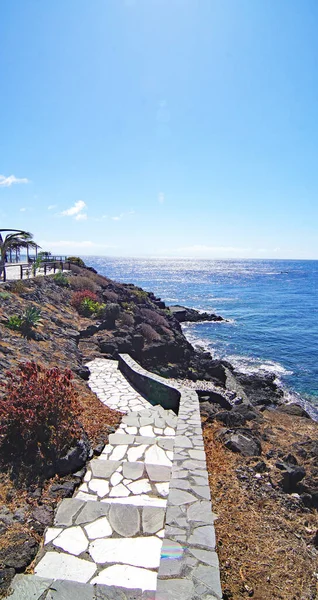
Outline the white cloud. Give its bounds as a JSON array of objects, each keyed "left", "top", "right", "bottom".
[
  {"left": 61, "top": 200, "right": 86, "bottom": 217},
  {"left": 0, "top": 174, "right": 29, "bottom": 187},
  {"left": 48, "top": 204, "right": 57, "bottom": 210},
  {"left": 75, "top": 213, "right": 88, "bottom": 221},
  {"left": 20, "top": 207, "right": 26, "bottom": 212},
  {"left": 158, "top": 192, "right": 165, "bottom": 204},
  {"left": 111, "top": 210, "right": 135, "bottom": 221}
]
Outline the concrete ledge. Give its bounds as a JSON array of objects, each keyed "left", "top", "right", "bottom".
[
  {"left": 118, "top": 354, "right": 181, "bottom": 414},
  {"left": 118, "top": 354, "right": 223, "bottom": 599}
]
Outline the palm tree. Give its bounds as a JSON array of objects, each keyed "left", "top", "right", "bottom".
[{"left": 0, "top": 230, "right": 39, "bottom": 279}]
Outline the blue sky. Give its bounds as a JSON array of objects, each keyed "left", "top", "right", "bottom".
[{"left": 1, "top": 0, "right": 317, "bottom": 258}]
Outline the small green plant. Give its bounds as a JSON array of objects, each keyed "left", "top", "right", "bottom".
[
  {"left": 5, "top": 306, "right": 42, "bottom": 336},
  {"left": 53, "top": 272, "right": 69, "bottom": 287},
  {"left": 0, "top": 292, "right": 10, "bottom": 300},
  {"left": 22, "top": 306, "right": 42, "bottom": 329},
  {"left": 5, "top": 315, "right": 23, "bottom": 331}
]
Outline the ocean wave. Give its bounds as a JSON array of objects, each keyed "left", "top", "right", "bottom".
[{"left": 226, "top": 354, "right": 293, "bottom": 377}]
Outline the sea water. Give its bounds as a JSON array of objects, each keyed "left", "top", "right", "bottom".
[{"left": 83, "top": 257, "right": 318, "bottom": 418}]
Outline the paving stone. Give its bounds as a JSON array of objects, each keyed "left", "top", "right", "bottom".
[
  {"left": 164, "top": 427, "right": 175, "bottom": 436},
  {"left": 45, "top": 527, "right": 63, "bottom": 545},
  {"left": 89, "top": 479, "right": 110, "bottom": 497},
  {"left": 84, "top": 516, "right": 112, "bottom": 539},
  {"left": 169, "top": 489, "right": 197, "bottom": 505},
  {"left": 193, "top": 564, "right": 222, "bottom": 598},
  {"left": 109, "top": 483, "right": 130, "bottom": 497},
  {"left": 158, "top": 558, "right": 184, "bottom": 576},
  {"left": 45, "top": 579, "right": 95, "bottom": 599},
  {"left": 91, "top": 565, "right": 157, "bottom": 591},
  {"left": 139, "top": 425, "right": 155, "bottom": 437},
  {"left": 54, "top": 499, "right": 84, "bottom": 527},
  {"left": 35, "top": 552, "right": 96, "bottom": 583},
  {"left": 145, "top": 446, "right": 172, "bottom": 467},
  {"left": 165, "top": 506, "right": 184, "bottom": 524},
  {"left": 155, "top": 482, "right": 169, "bottom": 497},
  {"left": 128, "top": 445, "right": 147, "bottom": 462},
  {"left": 94, "top": 584, "right": 145, "bottom": 599},
  {"left": 145, "top": 464, "right": 171, "bottom": 482},
  {"left": 188, "top": 525, "right": 216, "bottom": 548},
  {"left": 110, "top": 471, "right": 123, "bottom": 486},
  {"left": 174, "top": 436, "right": 193, "bottom": 448},
  {"left": 109, "top": 504, "right": 140, "bottom": 536},
  {"left": 157, "top": 438, "right": 174, "bottom": 451},
  {"left": 102, "top": 496, "right": 166, "bottom": 508},
  {"left": 109, "top": 434, "right": 135, "bottom": 445},
  {"left": 76, "top": 491, "right": 97, "bottom": 502},
  {"left": 75, "top": 502, "right": 109, "bottom": 525},
  {"left": 142, "top": 507, "right": 165, "bottom": 534},
  {"left": 161, "top": 538, "right": 183, "bottom": 560},
  {"left": 89, "top": 536, "right": 162, "bottom": 568},
  {"left": 188, "top": 449, "right": 206, "bottom": 461},
  {"left": 192, "top": 485, "right": 211, "bottom": 500},
  {"left": 188, "top": 548, "right": 219, "bottom": 567},
  {"left": 187, "top": 501, "right": 214, "bottom": 523},
  {"left": 135, "top": 436, "right": 155, "bottom": 445},
  {"left": 127, "top": 479, "right": 151, "bottom": 495},
  {"left": 53, "top": 525, "right": 88, "bottom": 555},
  {"left": 193, "top": 475, "right": 208, "bottom": 485},
  {"left": 125, "top": 426, "right": 138, "bottom": 435},
  {"left": 90, "top": 460, "right": 121, "bottom": 479},
  {"left": 6, "top": 574, "right": 52, "bottom": 600},
  {"left": 123, "top": 462, "right": 145, "bottom": 481},
  {"left": 169, "top": 479, "right": 191, "bottom": 490},
  {"left": 156, "top": 579, "right": 194, "bottom": 600},
  {"left": 110, "top": 445, "right": 129, "bottom": 460}
]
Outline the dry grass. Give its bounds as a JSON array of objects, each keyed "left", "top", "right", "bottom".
[{"left": 203, "top": 413, "right": 318, "bottom": 599}]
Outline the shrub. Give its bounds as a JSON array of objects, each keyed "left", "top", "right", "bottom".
[
  {"left": 10, "top": 280, "right": 28, "bottom": 294},
  {"left": 67, "top": 256, "right": 85, "bottom": 267},
  {"left": 139, "top": 323, "right": 161, "bottom": 343},
  {"left": 140, "top": 308, "right": 169, "bottom": 328},
  {"left": 70, "top": 275, "right": 98, "bottom": 292},
  {"left": 71, "top": 290, "right": 98, "bottom": 312},
  {"left": 102, "top": 290, "right": 118, "bottom": 302},
  {"left": 119, "top": 312, "right": 134, "bottom": 327},
  {"left": 0, "top": 292, "right": 10, "bottom": 300},
  {"left": 53, "top": 272, "right": 70, "bottom": 287},
  {"left": 104, "top": 303, "right": 120, "bottom": 327},
  {"left": 0, "top": 362, "right": 82, "bottom": 470},
  {"left": 130, "top": 288, "right": 149, "bottom": 302}
]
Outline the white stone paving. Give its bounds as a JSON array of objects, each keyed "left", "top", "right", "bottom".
[{"left": 33, "top": 358, "right": 179, "bottom": 594}]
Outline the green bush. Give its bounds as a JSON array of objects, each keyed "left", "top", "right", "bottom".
[
  {"left": 53, "top": 272, "right": 70, "bottom": 287},
  {"left": 67, "top": 256, "right": 85, "bottom": 267}
]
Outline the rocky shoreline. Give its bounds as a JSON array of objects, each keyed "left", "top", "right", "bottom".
[{"left": 0, "top": 264, "right": 317, "bottom": 597}]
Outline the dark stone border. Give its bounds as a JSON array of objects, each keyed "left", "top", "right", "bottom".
[
  {"left": 118, "top": 354, "right": 180, "bottom": 414},
  {"left": 118, "top": 354, "right": 223, "bottom": 599}
]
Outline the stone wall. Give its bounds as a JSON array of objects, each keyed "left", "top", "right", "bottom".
[
  {"left": 119, "top": 354, "right": 223, "bottom": 599},
  {"left": 118, "top": 354, "right": 181, "bottom": 413}
]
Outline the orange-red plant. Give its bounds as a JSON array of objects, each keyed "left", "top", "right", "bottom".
[
  {"left": 70, "top": 289, "right": 98, "bottom": 312},
  {"left": 0, "top": 362, "right": 82, "bottom": 468}
]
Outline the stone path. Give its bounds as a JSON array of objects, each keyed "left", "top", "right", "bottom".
[{"left": 7, "top": 359, "right": 178, "bottom": 599}]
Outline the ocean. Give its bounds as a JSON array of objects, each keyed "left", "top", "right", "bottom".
[{"left": 83, "top": 257, "right": 318, "bottom": 419}]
